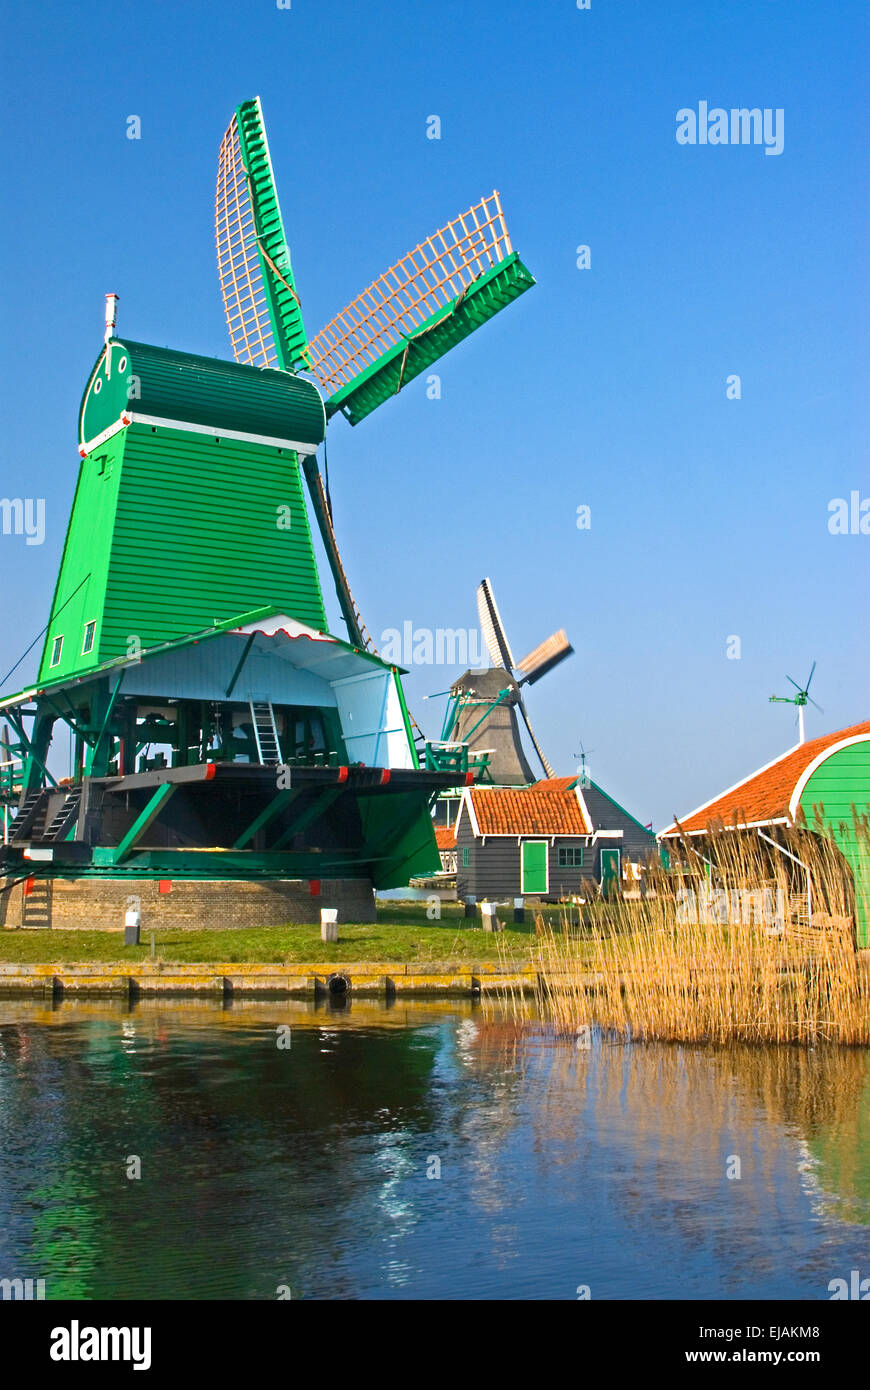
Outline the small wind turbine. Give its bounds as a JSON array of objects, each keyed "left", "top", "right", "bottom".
[
  {"left": 573, "top": 740, "right": 595, "bottom": 788},
  {"left": 769, "top": 662, "right": 823, "bottom": 745}
]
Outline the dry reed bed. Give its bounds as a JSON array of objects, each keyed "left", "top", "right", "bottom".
[{"left": 502, "top": 818, "right": 870, "bottom": 1046}]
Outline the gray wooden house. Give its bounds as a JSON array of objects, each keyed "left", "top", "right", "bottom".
[{"left": 454, "top": 775, "right": 655, "bottom": 900}]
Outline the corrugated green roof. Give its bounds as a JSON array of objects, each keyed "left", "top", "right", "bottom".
[{"left": 79, "top": 339, "right": 325, "bottom": 451}]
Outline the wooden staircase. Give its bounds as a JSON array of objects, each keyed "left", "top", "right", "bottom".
[
  {"left": 41, "top": 788, "right": 82, "bottom": 842},
  {"left": 9, "top": 789, "right": 50, "bottom": 843}
]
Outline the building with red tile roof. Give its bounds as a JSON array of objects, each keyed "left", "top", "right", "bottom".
[
  {"left": 660, "top": 720, "right": 870, "bottom": 837},
  {"left": 453, "top": 773, "right": 655, "bottom": 900},
  {"left": 434, "top": 825, "right": 456, "bottom": 851},
  {"left": 465, "top": 777, "right": 592, "bottom": 838},
  {"left": 660, "top": 720, "right": 870, "bottom": 948}
]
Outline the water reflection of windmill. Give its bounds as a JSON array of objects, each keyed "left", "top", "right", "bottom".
[
  {"left": 769, "top": 662, "right": 823, "bottom": 745},
  {"left": 428, "top": 579, "right": 573, "bottom": 786}
]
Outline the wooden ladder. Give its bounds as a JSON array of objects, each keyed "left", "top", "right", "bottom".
[
  {"left": 250, "top": 702, "right": 283, "bottom": 765},
  {"left": 22, "top": 878, "right": 52, "bottom": 929}
]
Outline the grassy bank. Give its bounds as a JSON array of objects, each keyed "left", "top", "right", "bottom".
[{"left": 0, "top": 902, "right": 551, "bottom": 965}]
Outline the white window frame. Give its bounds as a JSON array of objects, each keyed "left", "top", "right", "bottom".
[{"left": 557, "top": 845, "right": 585, "bottom": 869}]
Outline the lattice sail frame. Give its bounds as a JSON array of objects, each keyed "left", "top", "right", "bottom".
[
  {"left": 216, "top": 100, "right": 308, "bottom": 372},
  {"left": 216, "top": 99, "right": 535, "bottom": 426},
  {"left": 477, "top": 577, "right": 515, "bottom": 672},
  {"left": 216, "top": 113, "right": 277, "bottom": 368},
  {"left": 306, "top": 192, "right": 513, "bottom": 395}
]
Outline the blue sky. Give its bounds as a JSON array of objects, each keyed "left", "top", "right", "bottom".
[{"left": 0, "top": 0, "right": 867, "bottom": 827}]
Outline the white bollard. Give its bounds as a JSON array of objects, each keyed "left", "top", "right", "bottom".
[
  {"left": 481, "top": 902, "right": 498, "bottom": 932},
  {"left": 124, "top": 907, "right": 141, "bottom": 946},
  {"left": 321, "top": 907, "right": 338, "bottom": 943}
]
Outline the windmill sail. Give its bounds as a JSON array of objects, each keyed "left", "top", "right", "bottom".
[
  {"left": 516, "top": 696, "right": 556, "bottom": 779},
  {"left": 216, "top": 98, "right": 309, "bottom": 371},
  {"left": 516, "top": 630, "right": 573, "bottom": 685},
  {"left": 216, "top": 100, "right": 534, "bottom": 428},
  {"left": 476, "top": 578, "right": 515, "bottom": 671},
  {"left": 307, "top": 194, "right": 534, "bottom": 424}
]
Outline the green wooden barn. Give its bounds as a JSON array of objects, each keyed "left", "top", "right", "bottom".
[{"left": 660, "top": 720, "right": 870, "bottom": 948}]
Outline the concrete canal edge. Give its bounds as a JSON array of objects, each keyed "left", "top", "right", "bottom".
[
  {"left": 7, "top": 956, "right": 863, "bottom": 1000},
  {"left": 0, "top": 961, "right": 542, "bottom": 999}
]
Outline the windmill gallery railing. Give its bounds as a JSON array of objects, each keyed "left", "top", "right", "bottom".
[{"left": 305, "top": 192, "right": 514, "bottom": 395}]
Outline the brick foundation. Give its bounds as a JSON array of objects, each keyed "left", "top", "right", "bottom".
[{"left": 0, "top": 877, "right": 376, "bottom": 930}]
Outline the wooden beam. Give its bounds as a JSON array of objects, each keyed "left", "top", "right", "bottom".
[
  {"left": 111, "top": 783, "right": 176, "bottom": 863},
  {"left": 225, "top": 632, "right": 257, "bottom": 699},
  {"left": 6, "top": 708, "right": 59, "bottom": 790},
  {"left": 85, "top": 673, "right": 125, "bottom": 777},
  {"left": 270, "top": 787, "right": 344, "bottom": 851},
  {"left": 233, "top": 787, "right": 303, "bottom": 850}
]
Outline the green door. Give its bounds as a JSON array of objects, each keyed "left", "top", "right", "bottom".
[
  {"left": 601, "top": 848, "right": 621, "bottom": 897},
  {"left": 521, "top": 840, "right": 548, "bottom": 894}
]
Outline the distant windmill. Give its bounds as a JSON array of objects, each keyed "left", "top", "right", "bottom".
[
  {"left": 438, "top": 579, "right": 573, "bottom": 785},
  {"left": 769, "top": 662, "right": 823, "bottom": 745}
]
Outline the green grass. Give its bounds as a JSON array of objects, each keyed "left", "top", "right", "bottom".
[{"left": 0, "top": 901, "right": 553, "bottom": 965}]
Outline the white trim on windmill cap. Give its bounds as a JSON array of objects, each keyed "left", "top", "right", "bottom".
[{"left": 79, "top": 412, "right": 322, "bottom": 458}]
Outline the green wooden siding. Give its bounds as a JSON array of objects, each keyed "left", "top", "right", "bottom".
[
  {"left": 41, "top": 423, "right": 327, "bottom": 681},
  {"left": 38, "top": 431, "right": 125, "bottom": 683},
  {"left": 799, "top": 740, "right": 870, "bottom": 949}
]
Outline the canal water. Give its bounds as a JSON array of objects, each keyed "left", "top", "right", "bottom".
[{"left": 0, "top": 998, "right": 867, "bottom": 1300}]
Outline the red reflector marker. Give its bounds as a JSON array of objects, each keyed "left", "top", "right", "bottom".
[
  {"left": 337, "top": 766, "right": 349, "bottom": 783},
  {"left": 465, "top": 771, "right": 475, "bottom": 786},
  {"left": 380, "top": 769, "right": 391, "bottom": 785},
  {"left": 204, "top": 762, "right": 217, "bottom": 780}
]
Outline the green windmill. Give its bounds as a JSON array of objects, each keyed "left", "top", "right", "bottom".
[
  {"left": 215, "top": 96, "right": 536, "bottom": 652},
  {"left": 0, "top": 99, "right": 535, "bottom": 918}
]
